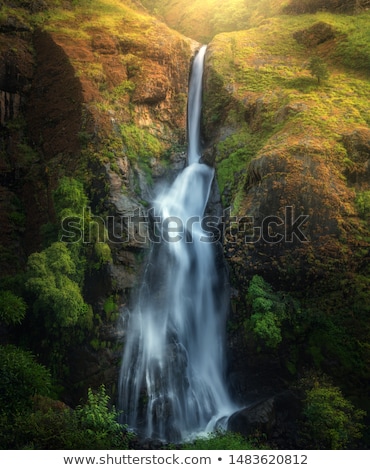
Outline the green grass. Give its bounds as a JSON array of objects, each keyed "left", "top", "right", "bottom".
[
  {"left": 206, "top": 12, "right": 369, "bottom": 163},
  {"left": 181, "top": 430, "right": 265, "bottom": 450}
]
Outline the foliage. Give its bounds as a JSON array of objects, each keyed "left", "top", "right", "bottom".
[
  {"left": 0, "top": 389, "right": 132, "bottom": 450},
  {"left": 307, "top": 56, "right": 329, "bottom": 85},
  {"left": 285, "top": 0, "right": 369, "bottom": 14},
  {"left": 355, "top": 191, "right": 370, "bottom": 220},
  {"left": 120, "top": 124, "right": 164, "bottom": 162},
  {"left": 182, "top": 430, "right": 261, "bottom": 450},
  {"left": 74, "top": 385, "right": 125, "bottom": 449},
  {"left": 215, "top": 129, "right": 262, "bottom": 207},
  {"left": 0, "top": 345, "right": 52, "bottom": 415},
  {"left": 245, "top": 275, "right": 289, "bottom": 348},
  {"left": 26, "top": 242, "right": 89, "bottom": 329},
  {"left": 301, "top": 378, "right": 366, "bottom": 449},
  {"left": 0, "top": 290, "right": 26, "bottom": 325},
  {"left": 53, "top": 176, "right": 88, "bottom": 221},
  {"left": 140, "top": 0, "right": 285, "bottom": 42},
  {"left": 53, "top": 177, "right": 112, "bottom": 271}
]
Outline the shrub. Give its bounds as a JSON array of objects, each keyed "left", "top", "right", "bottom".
[
  {"left": 302, "top": 380, "right": 365, "bottom": 449},
  {"left": 355, "top": 191, "right": 370, "bottom": 220},
  {"left": 245, "top": 275, "right": 287, "bottom": 348},
  {"left": 0, "top": 290, "right": 26, "bottom": 325},
  {"left": 0, "top": 389, "right": 132, "bottom": 450},
  {"left": 26, "top": 242, "right": 89, "bottom": 329},
  {"left": 0, "top": 345, "right": 51, "bottom": 414},
  {"left": 53, "top": 177, "right": 88, "bottom": 221},
  {"left": 74, "top": 385, "right": 126, "bottom": 449}
]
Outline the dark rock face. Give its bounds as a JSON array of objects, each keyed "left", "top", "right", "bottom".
[
  {"left": 342, "top": 127, "right": 370, "bottom": 184},
  {"left": 228, "top": 391, "right": 302, "bottom": 449}
]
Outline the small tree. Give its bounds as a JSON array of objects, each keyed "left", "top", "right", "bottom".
[
  {"left": 308, "top": 56, "right": 329, "bottom": 85},
  {"left": 245, "top": 275, "right": 287, "bottom": 348},
  {"left": 302, "top": 381, "right": 365, "bottom": 449},
  {"left": 26, "top": 242, "right": 89, "bottom": 329}
]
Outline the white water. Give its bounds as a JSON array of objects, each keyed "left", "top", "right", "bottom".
[{"left": 118, "top": 46, "right": 236, "bottom": 442}]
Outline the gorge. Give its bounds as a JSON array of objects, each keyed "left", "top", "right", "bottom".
[{"left": 0, "top": 0, "right": 369, "bottom": 450}]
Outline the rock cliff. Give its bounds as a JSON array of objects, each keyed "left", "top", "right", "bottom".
[
  {"left": 202, "top": 13, "right": 370, "bottom": 404},
  {"left": 0, "top": 0, "right": 197, "bottom": 403}
]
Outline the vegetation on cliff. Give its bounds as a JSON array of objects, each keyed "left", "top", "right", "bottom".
[
  {"left": 141, "top": 0, "right": 370, "bottom": 43},
  {"left": 201, "top": 2, "right": 370, "bottom": 449},
  {"left": 0, "top": 0, "right": 369, "bottom": 450},
  {"left": 0, "top": 0, "right": 194, "bottom": 449}
]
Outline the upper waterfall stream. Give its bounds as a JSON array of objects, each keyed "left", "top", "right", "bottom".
[{"left": 118, "top": 46, "right": 236, "bottom": 442}]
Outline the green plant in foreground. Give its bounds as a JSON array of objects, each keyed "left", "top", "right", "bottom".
[
  {"left": 182, "top": 430, "right": 261, "bottom": 450},
  {"left": 74, "top": 385, "right": 126, "bottom": 449},
  {"left": 0, "top": 386, "right": 132, "bottom": 450}
]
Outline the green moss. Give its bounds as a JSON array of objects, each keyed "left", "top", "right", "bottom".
[
  {"left": 103, "top": 295, "right": 118, "bottom": 317},
  {"left": 355, "top": 191, "right": 370, "bottom": 220},
  {"left": 215, "top": 129, "right": 259, "bottom": 206},
  {"left": 120, "top": 123, "right": 164, "bottom": 162}
]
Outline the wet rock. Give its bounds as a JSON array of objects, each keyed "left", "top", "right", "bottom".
[
  {"left": 228, "top": 391, "right": 302, "bottom": 448},
  {"left": 200, "top": 146, "right": 216, "bottom": 166}
]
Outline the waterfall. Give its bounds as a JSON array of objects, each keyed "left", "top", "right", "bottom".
[{"left": 118, "top": 46, "right": 236, "bottom": 442}]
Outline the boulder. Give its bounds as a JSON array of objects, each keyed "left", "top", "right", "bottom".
[{"left": 228, "top": 391, "right": 302, "bottom": 448}]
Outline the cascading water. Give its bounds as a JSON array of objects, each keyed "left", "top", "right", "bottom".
[{"left": 118, "top": 46, "right": 236, "bottom": 441}]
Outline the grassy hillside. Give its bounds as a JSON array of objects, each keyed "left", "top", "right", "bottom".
[
  {"left": 202, "top": 11, "right": 369, "bottom": 219},
  {"left": 141, "top": 0, "right": 285, "bottom": 42},
  {"left": 140, "top": 0, "right": 370, "bottom": 42},
  {"left": 202, "top": 9, "right": 370, "bottom": 444}
]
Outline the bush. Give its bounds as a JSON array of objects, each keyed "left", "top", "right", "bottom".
[
  {"left": 355, "top": 191, "right": 370, "bottom": 220},
  {"left": 0, "top": 290, "right": 26, "bottom": 325},
  {"left": 0, "top": 345, "right": 51, "bottom": 415},
  {"left": 26, "top": 242, "right": 89, "bottom": 329},
  {"left": 0, "top": 389, "right": 132, "bottom": 450},
  {"left": 302, "top": 379, "right": 365, "bottom": 449},
  {"left": 74, "top": 385, "right": 127, "bottom": 449},
  {"left": 53, "top": 177, "right": 88, "bottom": 221},
  {"left": 245, "top": 275, "right": 288, "bottom": 348}
]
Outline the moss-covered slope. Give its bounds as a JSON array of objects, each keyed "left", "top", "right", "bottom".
[
  {"left": 140, "top": 0, "right": 369, "bottom": 43},
  {"left": 202, "top": 11, "right": 370, "bottom": 415}
]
